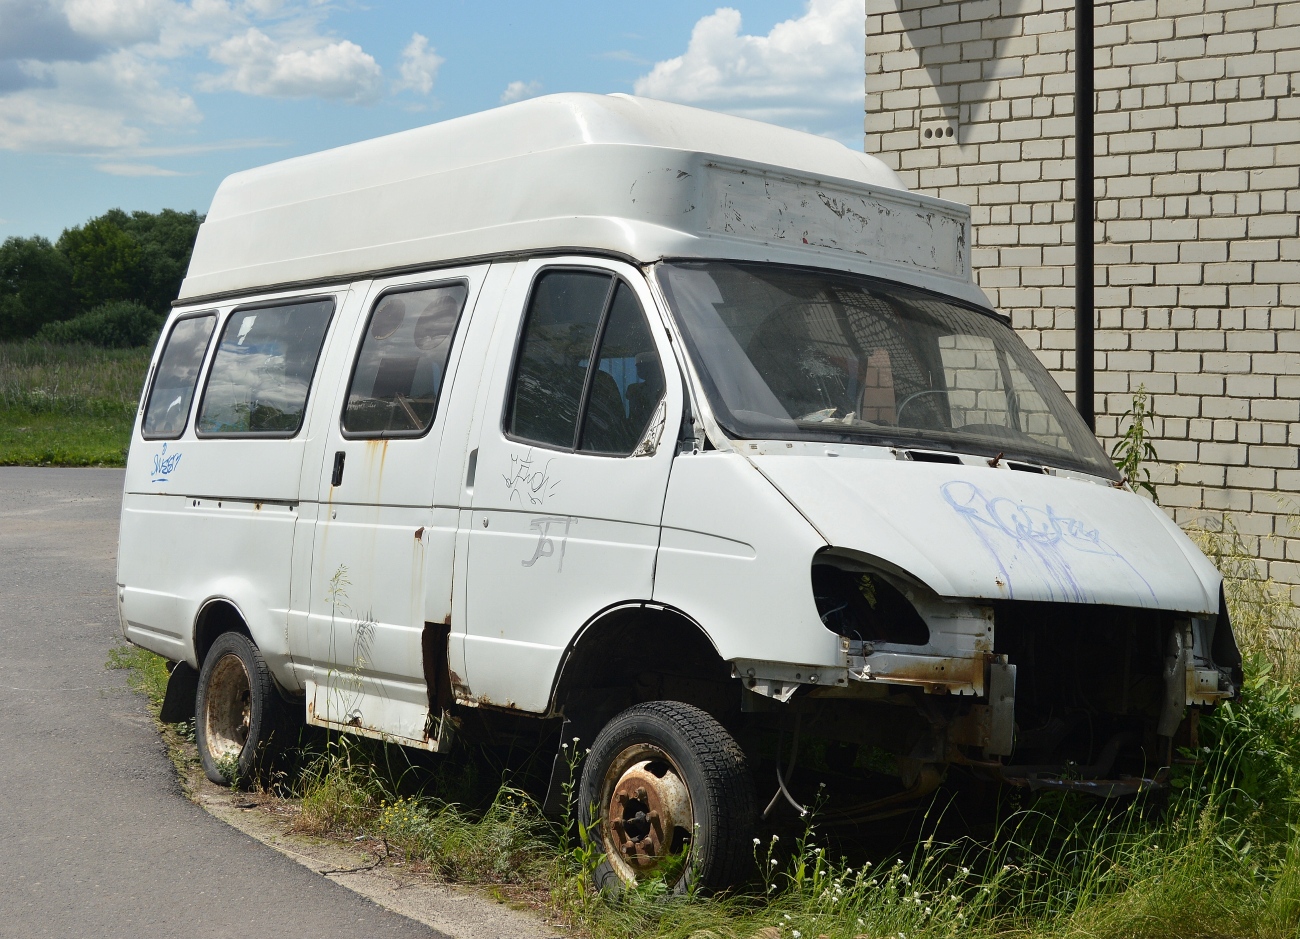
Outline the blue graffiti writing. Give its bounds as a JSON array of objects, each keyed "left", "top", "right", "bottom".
[
  {"left": 151, "top": 442, "right": 182, "bottom": 483},
  {"left": 940, "top": 480, "right": 1155, "bottom": 604},
  {"left": 503, "top": 449, "right": 559, "bottom": 506}
]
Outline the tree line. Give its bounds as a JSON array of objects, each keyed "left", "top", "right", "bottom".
[{"left": 0, "top": 208, "right": 203, "bottom": 347}]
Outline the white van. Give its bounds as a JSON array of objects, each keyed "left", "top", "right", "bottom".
[{"left": 118, "top": 93, "right": 1240, "bottom": 892}]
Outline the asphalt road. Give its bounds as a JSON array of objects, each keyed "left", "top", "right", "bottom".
[{"left": 0, "top": 467, "right": 438, "bottom": 938}]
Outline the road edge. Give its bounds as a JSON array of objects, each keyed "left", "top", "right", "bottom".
[{"left": 192, "top": 776, "right": 560, "bottom": 939}]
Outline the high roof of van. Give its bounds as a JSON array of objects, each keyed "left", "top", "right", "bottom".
[{"left": 180, "top": 94, "right": 984, "bottom": 308}]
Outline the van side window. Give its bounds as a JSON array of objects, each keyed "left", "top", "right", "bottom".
[
  {"left": 579, "top": 282, "right": 666, "bottom": 455},
  {"left": 506, "top": 270, "right": 613, "bottom": 449},
  {"left": 196, "top": 298, "right": 334, "bottom": 437},
  {"left": 141, "top": 313, "right": 217, "bottom": 439},
  {"left": 343, "top": 283, "right": 468, "bottom": 436},
  {"left": 505, "top": 270, "right": 665, "bottom": 456}
]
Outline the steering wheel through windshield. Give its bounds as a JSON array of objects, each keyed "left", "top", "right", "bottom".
[{"left": 895, "top": 388, "right": 949, "bottom": 427}]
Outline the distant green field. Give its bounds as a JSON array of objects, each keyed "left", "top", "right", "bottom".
[{"left": 0, "top": 342, "right": 151, "bottom": 466}]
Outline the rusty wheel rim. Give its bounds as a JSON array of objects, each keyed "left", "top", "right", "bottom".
[
  {"left": 205, "top": 653, "right": 252, "bottom": 762},
  {"left": 600, "top": 743, "right": 694, "bottom": 884}
]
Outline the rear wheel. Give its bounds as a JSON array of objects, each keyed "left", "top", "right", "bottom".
[
  {"left": 578, "top": 700, "right": 756, "bottom": 894},
  {"left": 195, "top": 631, "right": 290, "bottom": 787}
]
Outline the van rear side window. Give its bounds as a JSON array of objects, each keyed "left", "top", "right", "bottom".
[
  {"left": 141, "top": 313, "right": 216, "bottom": 439},
  {"left": 343, "top": 282, "right": 468, "bottom": 436},
  {"left": 196, "top": 298, "right": 334, "bottom": 437}
]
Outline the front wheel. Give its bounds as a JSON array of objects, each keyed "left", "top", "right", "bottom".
[
  {"left": 195, "top": 631, "right": 290, "bottom": 787},
  {"left": 578, "top": 701, "right": 757, "bottom": 894}
]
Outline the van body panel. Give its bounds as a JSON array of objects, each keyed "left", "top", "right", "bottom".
[
  {"left": 120, "top": 287, "right": 354, "bottom": 685},
  {"left": 652, "top": 451, "right": 836, "bottom": 668},
  {"left": 293, "top": 266, "right": 489, "bottom": 737},
  {"left": 459, "top": 259, "right": 684, "bottom": 713},
  {"left": 430, "top": 263, "right": 523, "bottom": 697},
  {"left": 750, "top": 453, "right": 1220, "bottom": 614},
  {"left": 119, "top": 489, "right": 297, "bottom": 674}
]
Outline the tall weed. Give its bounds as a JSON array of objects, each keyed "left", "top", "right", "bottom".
[
  {"left": 0, "top": 340, "right": 150, "bottom": 416},
  {"left": 380, "top": 788, "right": 551, "bottom": 884},
  {"left": 289, "top": 734, "right": 550, "bottom": 885},
  {"left": 292, "top": 736, "right": 396, "bottom": 834},
  {"left": 1189, "top": 515, "right": 1299, "bottom": 681}
]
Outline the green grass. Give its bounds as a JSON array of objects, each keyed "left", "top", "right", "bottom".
[
  {"left": 106, "top": 642, "right": 171, "bottom": 709},
  {"left": 0, "top": 341, "right": 150, "bottom": 466}
]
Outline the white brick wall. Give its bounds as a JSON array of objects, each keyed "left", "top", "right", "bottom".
[{"left": 867, "top": 0, "right": 1300, "bottom": 588}]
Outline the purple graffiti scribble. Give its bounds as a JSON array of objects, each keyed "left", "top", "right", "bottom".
[{"left": 941, "top": 480, "right": 1155, "bottom": 604}]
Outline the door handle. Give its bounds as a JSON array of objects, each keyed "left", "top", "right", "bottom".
[
  {"left": 465, "top": 448, "right": 478, "bottom": 489},
  {"left": 331, "top": 450, "right": 346, "bottom": 487}
]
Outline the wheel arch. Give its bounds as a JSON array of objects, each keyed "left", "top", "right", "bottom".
[
  {"left": 193, "top": 596, "right": 253, "bottom": 668},
  {"left": 548, "top": 601, "right": 736, "bottom": 729}
]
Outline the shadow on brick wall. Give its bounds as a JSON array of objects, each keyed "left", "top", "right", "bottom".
[{"left": 892, "top": 0, "right": 1035, "bottom": 137}]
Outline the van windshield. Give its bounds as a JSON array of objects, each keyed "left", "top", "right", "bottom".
[{"left": 656, "top": 261, "right": 1117, "bottom": 479}]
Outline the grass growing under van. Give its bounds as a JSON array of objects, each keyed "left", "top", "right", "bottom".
[
  {"left": 111, "top": 513, "right": 1300, "bottom": 939},
  {"left": 0, "top": 341, "right": 150, "bottom": 466}
]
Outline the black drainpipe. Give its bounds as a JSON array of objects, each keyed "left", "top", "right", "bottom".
[{"left": 1075, "top": 0, "right": 1095, "bottom": 430}]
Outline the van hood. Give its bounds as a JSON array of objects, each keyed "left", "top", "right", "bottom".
[{"left": 750, "top": 453, "right": 1221, "bottom": 614}]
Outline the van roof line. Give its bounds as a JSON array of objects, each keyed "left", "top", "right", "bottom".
[
  {"left": 171, "top": 246, "right": 644, "bottom": 309},
  {"left": 180, "top": 94, "right": 985, "bottom": 309}
]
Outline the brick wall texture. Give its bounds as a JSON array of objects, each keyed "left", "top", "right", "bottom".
[{"left": 865, "top": 0, "right": 1300, "bottom": 586}]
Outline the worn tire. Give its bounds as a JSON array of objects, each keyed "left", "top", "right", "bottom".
[
  {"left": 578, "top": 700, "right": 756, "bottom": 895},
  {"left": 195, "top": 631, "right": 290, "bottom": 787}
]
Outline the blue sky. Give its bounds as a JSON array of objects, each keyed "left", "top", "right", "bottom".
[{"left": 0, "top": 0, "right": 863, "bottom": 240}]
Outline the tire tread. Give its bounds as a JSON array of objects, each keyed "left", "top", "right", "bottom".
[{"left": 580, "top": 700, "right": 756, "bottom": 893}]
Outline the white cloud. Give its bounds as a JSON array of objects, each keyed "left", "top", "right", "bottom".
[
  {"left": 204, "top": 27, "right": 383, "bottom": 102},
  {"left": 61, "top": 0, "right": 172, "bottom": 46},
  {"left": 393, "top": 32, "right": 441, "bottom": 95},
  {"left": 0, "top": 50, "right": 198, "bottom": 152},
  {"left": 500, "top": 79, "right": 541, "bottom": 104},
  {"left": 0, "top": 0, "right": 403, "bottom": 156},
  {"left": 633, "top": 0, "right": 861, "bottom": 140},
  {"left": 0, "top": 95, "right": 145, "bottom": 151},
  {"left": 96, "top": 161, "right": 184, "bottom": 175}
]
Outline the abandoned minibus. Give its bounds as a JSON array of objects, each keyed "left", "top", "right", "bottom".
[{"left": 117, "top": 92, "right": 1241, "bottom": 893}]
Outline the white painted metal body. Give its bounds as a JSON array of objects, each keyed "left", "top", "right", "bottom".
[{"left": 117, "top": 94, "right": 1224, "bottom": 752}]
